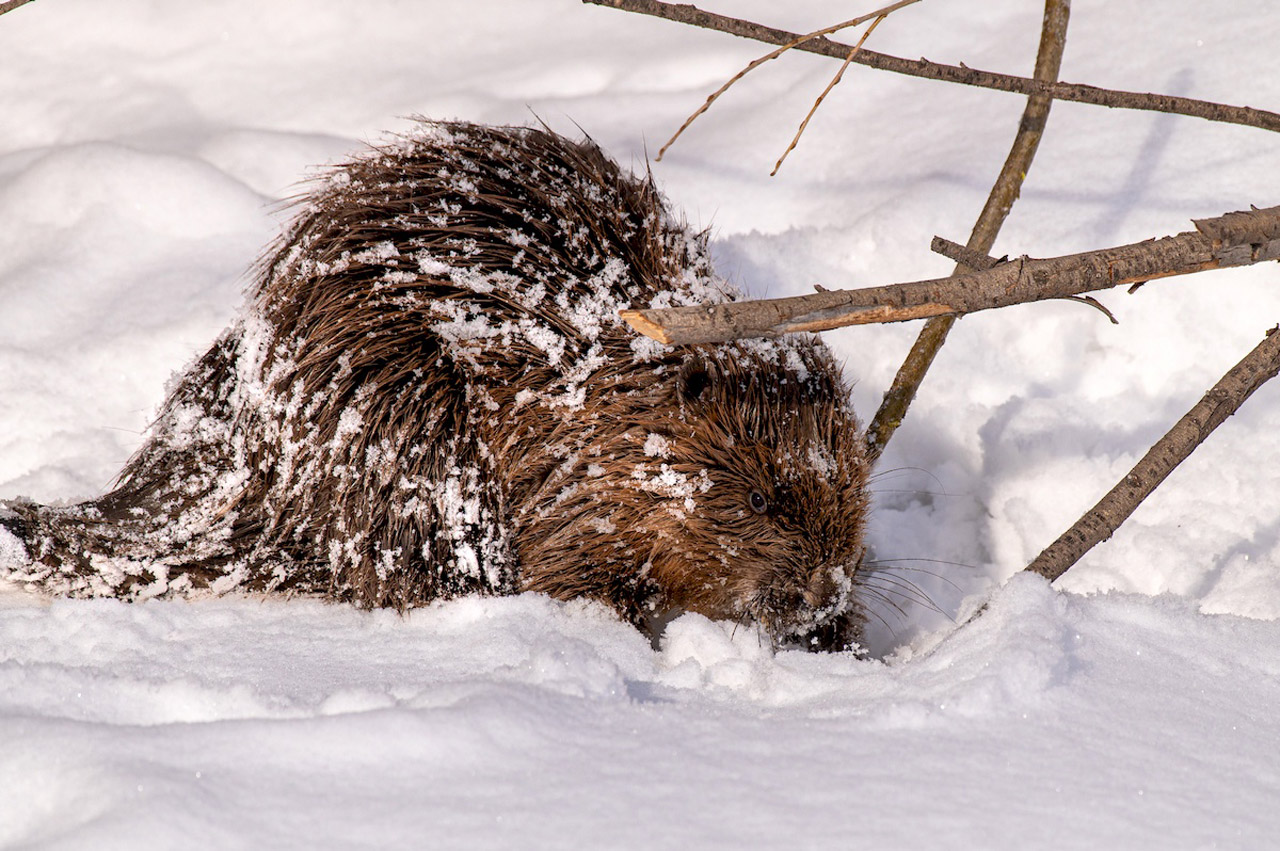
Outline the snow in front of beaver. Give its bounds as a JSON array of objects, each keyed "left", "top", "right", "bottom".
[{"left": 1, "top": 1, "right": 1279, "bottom": 848}]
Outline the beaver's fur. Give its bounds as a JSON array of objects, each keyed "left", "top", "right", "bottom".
[{"left": 0, "top": 121, "right": 870, "bottom": 650}]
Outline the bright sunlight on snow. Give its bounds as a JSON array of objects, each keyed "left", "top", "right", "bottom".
[{"left": 1, "top": 1, "right": 1279, "bottom": 848}]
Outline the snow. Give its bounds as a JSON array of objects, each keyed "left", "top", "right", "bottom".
[
  {"left": 4, "top": 583, "right": 1280, "bottom": 848},
  {"left": 1, "top": 0, "right": 1279, "bottom": 847}
]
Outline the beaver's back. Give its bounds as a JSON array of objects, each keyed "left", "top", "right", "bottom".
[{"left": 2, "top": 122, "right": 871, "bottom": 650}]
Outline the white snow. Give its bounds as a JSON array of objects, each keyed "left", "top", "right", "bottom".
[{"left": 2, "top": 0, "right": 1280, "bottom": 847}]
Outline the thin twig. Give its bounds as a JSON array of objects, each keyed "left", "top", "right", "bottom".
[
  {"left": 656, "top": 0, "right": 923, "bottom": 160},
  {"left": 771, "top": 14, "right": 887, "bottom": 176},
  {"left": 0, "top": 0, "right": 37, "bottom": 16},
  {"left": 1024, "top": 326, "right": 1280, "bottom": 582},
  {"left": 583, "top": 0, "right": 1280, "bottom": 134},
  {"left": 929, "top": 236, "right": 1003, "bottom": 271},
  {"left": 619, "top": 204, "right": 1280, "bottom": 344},
  {"left": 864, "top": 0, "right": 1070, "bottom": 461},
  {"left": 1059, "top": 294, "right": 1119, "bottom": 324}
]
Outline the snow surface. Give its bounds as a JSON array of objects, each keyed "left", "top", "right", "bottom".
[{"left": 1, "top": 0, "right": 1279, "bottom": 847}]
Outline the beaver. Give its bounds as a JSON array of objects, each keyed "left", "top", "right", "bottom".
[{"left": 0, "top": 120, "right": 871, "bottom": 651}]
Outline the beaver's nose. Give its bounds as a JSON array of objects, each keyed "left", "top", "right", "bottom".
[{"left": 801, "top": 565, "right": 837, "bottom": 608}]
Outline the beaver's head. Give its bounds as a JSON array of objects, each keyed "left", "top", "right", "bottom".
[
  {"left": 641, "top": 346, "right": 870, "bottom": 650},
  {"left": 516, "top": 342, "right": 871, "bottom": 652}
]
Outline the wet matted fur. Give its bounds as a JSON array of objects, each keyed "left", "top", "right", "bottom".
[{"left": 0, "top": 121, "right": 871, "bottom": 650}]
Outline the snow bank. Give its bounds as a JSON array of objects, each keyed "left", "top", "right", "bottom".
[{"left": 3, "top": 580, "right": 1278, "bottom": 849}]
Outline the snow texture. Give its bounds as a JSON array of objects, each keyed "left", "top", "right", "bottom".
[{"left": 1, "top": 0, "right": 1279, "bottom": 847}]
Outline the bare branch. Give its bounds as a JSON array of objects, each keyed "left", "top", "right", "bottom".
[
  {"left": 1024, "top": 325, "right": 1280, "bottom": 583},
  {"left": 655, "top": 0, "right": 922, "bottom": 161},
  {"left": 619, "top": 205, "right": 1280, "bottom": 344},
  {"left": 929, "top": 236, "right": 1002, "bottom": 271},
  {"left": 865, "top": 0, "right": 1070, "bottom": 460},
  {"left": 583, "top": 0, "right": 1280, "bottom": 134},
  {"left": 0, "top": 0, "right": 38, "bottom": 16}
]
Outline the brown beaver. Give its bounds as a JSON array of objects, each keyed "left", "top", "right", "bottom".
[{"left": 0, "top": 120, "right": 871, "bottom": 651}]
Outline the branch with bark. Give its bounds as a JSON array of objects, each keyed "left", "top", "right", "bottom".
[
  {"left": 621, "top": 205, "right": 1280, "bottom": 344},
  {"left": 590, "top": 0, "right": 1280, "bottom": 598},
  {"left": 583, "top": 0, "right": 1280, "bottom": 135},
  {"left": 1025, "top": 325, "right": 1280, "bottom": 582},
  {"left": 0, "top": 0, "right": 38, "bottom": 17},
  {"left": 866, "top": 0, "right": 1070, "bottom": 460}
]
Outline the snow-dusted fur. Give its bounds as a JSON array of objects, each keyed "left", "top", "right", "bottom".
[{"left": 1, "top": 122, "right": 870, "bottom": 649}]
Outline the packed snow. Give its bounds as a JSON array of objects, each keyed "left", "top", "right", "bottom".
[{"left": 2, "top": 0, "right": 1279, "bottom": 847}]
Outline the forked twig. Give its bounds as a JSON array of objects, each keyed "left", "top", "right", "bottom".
[
  {"left": 656, "top": 0, "right": 922, "bottom": 161},
  {"left": 584, "top": 0, "right": 1280, "bottom": 134},
  {"left": 771, "top": 14, "right": 888, "bottom": 176}
]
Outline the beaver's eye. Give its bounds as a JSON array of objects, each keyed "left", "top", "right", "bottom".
[{"left": 748, "top": 489, "right": 768, "bottom": 515}]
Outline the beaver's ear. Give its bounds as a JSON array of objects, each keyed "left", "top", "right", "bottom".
[{"left": 677, "top": 356, "right": 716, "bottom": 403}]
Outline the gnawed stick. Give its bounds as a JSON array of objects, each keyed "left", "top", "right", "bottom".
[
  {"left": 621, "top": 204, "right": 1280, "bottom": 345},
  {"left": 1025, "top": 325, "right": 1280, "bottom": 583},
  {"left": 583, "top": 0, "right": 1280, "bottom": 135}
]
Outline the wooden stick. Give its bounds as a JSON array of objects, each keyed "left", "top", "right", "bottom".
[
  {"left": 620, "top": 205, "right": 1280, "bottom": 344},
  {"left": 0, "top": 0, "right": 38, "bottom": 16},
  {"left": 929, "top": 236, "right": 1002, "bottom": 271},
  {"left": 865, "top": 0, "right": 1070, "bottom": 460},
  {"left": 1025, "top": 325, "right": 1280, "bottom": 582},
  {"left": 583, "top": 0, "right": 1280, "bottom": 135}
]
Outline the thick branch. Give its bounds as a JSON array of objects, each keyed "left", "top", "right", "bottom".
[
  {"left": 620, "top": 205, "right": 1280, "bottom": 344},
  {"left": 1025, "top": 326, "right": 1280, "bottom": 582},
  {"left": 583, "top": 0, "right": 1280, "bottom": 135},
  {"left": 865, "top": 0, "right": 1070, "bottom": 460}
]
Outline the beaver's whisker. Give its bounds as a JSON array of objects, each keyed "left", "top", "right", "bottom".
[
  {"left": 868, "top": 488, "right": 957, "bottom": 498},
  {"left": 856, "top": 583, "right": 910, "bottom": 618},
  {"left": 862, "top": 563, "right": 967, "bottom": 598},
  {"left": 859, "top": 573, "right": 944, "bottom": 614},
  {"left": 867, "top": 465, "right": 946, "bottom": 490},
  {"left": 860, "top": 603, "right": 898, "bottom": 638},
  {"left": 863, "top": 556, "right": 976, "bottom": 572}
]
